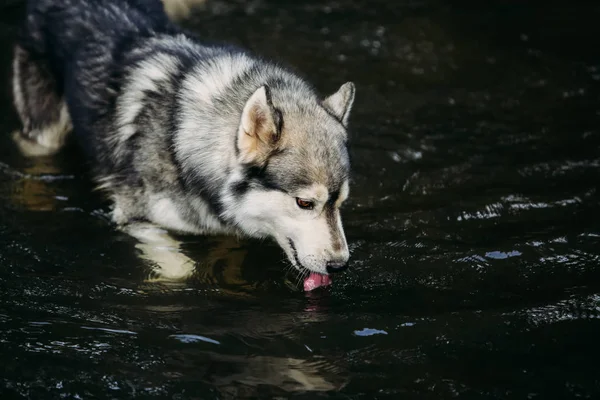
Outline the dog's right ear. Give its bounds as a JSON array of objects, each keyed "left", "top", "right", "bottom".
[{"left": 237, "top": 85, "right": 283, "bottom": 164}]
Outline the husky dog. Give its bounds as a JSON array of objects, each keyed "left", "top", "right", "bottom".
[{"left": 12, "top": 0, "right": 355, "bottom": 288}]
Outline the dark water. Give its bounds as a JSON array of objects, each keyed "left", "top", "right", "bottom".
[{"left": 2, "top": 0, "right": 600, "bottom": 398}]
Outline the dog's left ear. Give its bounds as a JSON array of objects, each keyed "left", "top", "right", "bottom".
[
  {"left": 323, "top": 82, "right": 355, "bottom": 127},
  {"left": 238, "top": 85, "right": 283, "bottom": 164}
]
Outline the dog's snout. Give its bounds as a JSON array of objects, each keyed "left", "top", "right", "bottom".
[{"left": 326, "top": 260, "right": 348, "bottom": 274}]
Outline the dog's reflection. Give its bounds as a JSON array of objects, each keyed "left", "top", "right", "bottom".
[
  {"left": 125, "top": 222, "right": 252, "bottom": 288},
  {"left": 163, "top": 310, "right": 347, "bottom": 397},
  {"left": 124, "top": 222, "right": 198, "bottom": 280},
  {"left": 3, "top": 139, "right": 65, "bottom": 212},
  {"left": 206, "top": 353, "right": 345, "bottom": 396}
]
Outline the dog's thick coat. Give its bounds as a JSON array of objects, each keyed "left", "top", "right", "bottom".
[{"left": 12, "top": 0, "right": 355, "bottom": 277}]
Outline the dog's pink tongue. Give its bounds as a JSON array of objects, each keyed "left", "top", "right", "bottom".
[{"left": 303, "top": 273, "right": 332, "bottom": 291}]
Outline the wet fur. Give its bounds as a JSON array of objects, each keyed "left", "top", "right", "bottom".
[{"left": 12, "top": 0, "right": 355, "bottom": 277}]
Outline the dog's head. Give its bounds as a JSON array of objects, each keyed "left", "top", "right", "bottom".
[{"left": 223, "top": 82, "right": 355, "bottom": 275}]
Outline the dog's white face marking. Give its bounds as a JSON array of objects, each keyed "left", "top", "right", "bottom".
[{"left": 224, "top": 181, "right": 350, "bottom": 274}]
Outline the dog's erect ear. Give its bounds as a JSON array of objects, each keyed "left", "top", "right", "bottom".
[
  {"left": 237, "top": 85, "right": 283, "bottom": 164},
  {"left": 323, "top": 82, "right": 355, "bottom": 127}
]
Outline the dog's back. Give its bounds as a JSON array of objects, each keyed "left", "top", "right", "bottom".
[
  {"left": 23, "top": 0, "right": 172, "bottom": 58},
  {"left": 16, "top": 0, "right": 178, "bottom": 156}
]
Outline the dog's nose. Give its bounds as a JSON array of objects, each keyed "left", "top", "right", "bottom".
[{"left": 326, "top": 260, "right": 348, "bottom": 274}]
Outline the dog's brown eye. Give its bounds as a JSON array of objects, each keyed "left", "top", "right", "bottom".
[{"left": 296, "top": 198, "right": 314, "bottom": 210}]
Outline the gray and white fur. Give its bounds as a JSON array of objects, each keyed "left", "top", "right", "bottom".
[{"left": 12, "top": 0, "right": 355, "bottom": 278}]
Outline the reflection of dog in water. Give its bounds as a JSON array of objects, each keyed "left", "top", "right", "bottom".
[
  {"left": 128, "top": 222, "right": 248, "bottom": 283},
  {"left": 161, "top": 311, "right": 348, "bottom": 397},
  {"left": 206, "top": 353, "right": 347, "bottom": 397}
]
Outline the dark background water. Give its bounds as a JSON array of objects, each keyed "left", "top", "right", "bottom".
[{"left": 1, "top": 0, "right": 600, "bottom": 398}]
